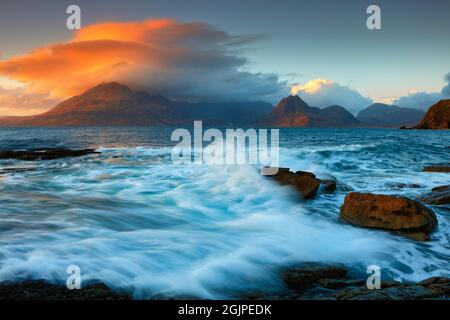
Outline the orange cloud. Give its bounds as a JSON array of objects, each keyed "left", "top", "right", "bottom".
[{"left": 0, "top": 19, "right": 285, "bottom": 116}]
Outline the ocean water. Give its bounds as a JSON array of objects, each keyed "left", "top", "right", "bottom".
[{"left": 0, "top": 127, "right": 449, "bottom": 299}]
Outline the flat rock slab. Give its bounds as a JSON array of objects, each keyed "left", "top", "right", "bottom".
[
  {"left": 0, "top": 148, "right": 100, "bottom": 161},
  {"left": 422, "top": 166, "right": 450, "bottom": 173},
  {"left": 339, "top": 192, "right": 438, "bottom": 240}
]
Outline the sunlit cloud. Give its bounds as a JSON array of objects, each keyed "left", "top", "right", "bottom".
[
  {"left": 0, "top": 19, "right": 286, "bottom": 116},
  {"left": 0, "top": 87, "right": 59, "bottom": 116},
  {"left": 291, "top": 78, "right": 373, "bottom": 114},
  {"left": 291, "top": 79, "right": 333, "bottom": 95}
]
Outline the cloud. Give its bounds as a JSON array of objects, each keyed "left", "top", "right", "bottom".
[
  {"left": 0, "top": 87, "right": 59, "bottom": 116},
  {"left": 394, "top": 91, "right": 443, "bottom": 110},
  {"left": 441, "top": 72, "right": 450, "bottom": 96},
  {"left": 291, "top": 79, "right": 373, "bottom": 114},
  {"left": 0, "top": 19, "right": 287, "bottom": 115},
  {"left": 393, "top": 72, "right": 450, "bottom": 110}
]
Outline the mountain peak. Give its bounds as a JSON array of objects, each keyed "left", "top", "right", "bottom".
[
  {"left": 91, "top": 81, "right": 130, "bottom": 90},
  {"left": 275, "top": 95, "right": 310, "bottom": 113},
  {"left": 283, "top": 94, "right": 308, "bottom": 104},
  {"left": 81, "top": 82, "right": 134, "bottom": 99}
]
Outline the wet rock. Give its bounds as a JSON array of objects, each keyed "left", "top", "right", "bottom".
[
  {"left": 339, "top": 192, "right": 438, "bottom": 240},
  {"left": 422, "top": 166, "right": 450, "bottom": 173},
  {"left": 419, "top": 185, "right": 450, "bottom": 205},
  {"left": 320, "top": 179, "right": 337, "bottom": 194},
  {"left": 317, "top": 278, "right": 365, "bottom": 290},
  {"left": 248, "top": 263, "right": 450, "bottom": 300},
  {"left": 263, "top": 167, "right": 320, "bottom": 199},
  {"left": 0, "top": 280, "right": 129, "bottom": 300},
  {"left": 396, "top": 231, "right": 431, "bottom": 242},
  {"left": 331, "top": 277, "right": 450, "bottom": 300},
  {"left": 418, "top": 277, "right": 450, "bottom": 296},
  {"left": 0, "top": 148, "right": 100, "bottom": 161},
  {"left": 387, "top": 182, "right": 421, "bottom": 189},
  {"left": 333, "top": 284, "right": 440, "bottom": 300},
  {"left": 0, "top": 167, "right": 35, "bottom": 175},
  {"left": 282, "top": 263, "right": 347, "bottom": 291}
]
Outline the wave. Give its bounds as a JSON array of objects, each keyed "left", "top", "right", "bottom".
[{"left": 1, "top": 144, "right": 449, "bottom": 298}]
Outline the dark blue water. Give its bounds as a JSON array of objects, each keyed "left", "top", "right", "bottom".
[{"left": 0, "top": 127, "right": 449, "bottom": 298}]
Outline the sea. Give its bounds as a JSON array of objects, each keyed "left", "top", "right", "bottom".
[{"left": 0, "top": 127, "right": 449, "bottom": 298}]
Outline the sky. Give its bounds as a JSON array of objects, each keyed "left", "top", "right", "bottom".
[{"left": 0, "top": 0, "right": 449, "bottom": 116}]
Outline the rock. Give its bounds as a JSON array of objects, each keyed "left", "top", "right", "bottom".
[
  {"left": 332, "top": 277, "right": 450, "bottom": 300},
  {"left": 396, "top": 231, "right": 431, "bottom": 242},
  {"left": 282, "top": 263, "right": 347, "bottom": 291},
  {"left": 419, "top": 185, "right": 450, "bottom": 205},
  {"left": 0, "top": 280, "right": 129, "bottom": 300},
  {"left": 387, "top": 182, "right": 421, "bottom": 189},
  {"left": 253, "top": 262, "right": 450, "bottom": 300},
  {"left": 333, "top": 284, "right": 440, "bottom": 300},
  {"left": 317, "top": 278, "right": 365, "bottom": 290},
  {"left": 415, "top": 99, "right": 450, "bottom": 129},
  {"left": 0, "top": 167, "right": 35, "bottom": 175},
  {"left": 339, "top": 192, "right": 438, "bottom": 240},
  {"left": 418, "top": 277, "right": 450, "bottom": 296},
  {"left": 0, "top": 148, "right": 100, "bottom": 161},
  {"left": 320, "top": 179, "right": 337, "bottom": 194},
  {"left": 422, "top": 166, "right": 450, "bottom": 173},
  {"left": 264, "top": 167, "right": 320, "bottom": 199}
]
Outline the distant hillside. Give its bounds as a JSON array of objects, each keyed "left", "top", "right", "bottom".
[
  {"left": 258, "top": 95, "right": 361, "bottom": 128},
  {"left": 415, "top": 99, "right": 450, "bottom": 129},
  {"left": 357, "top": 103, "right": 424, "bottom": 127},
  {"left": 0, "top": 82, "right": 272, "bottom": 127}
]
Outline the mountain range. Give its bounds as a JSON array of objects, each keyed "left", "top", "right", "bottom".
[
  {"left": 356, "top": 103, "right": 425, "bottom": 127},
  {"left": 258, "top": 95, "right": 361, "bottom": 127},
  {"left": 0, "top": 82, "right": 444, "bottom": 128},
  {"left": 0, "top": 83, "right": 272, "bottom": 127}
]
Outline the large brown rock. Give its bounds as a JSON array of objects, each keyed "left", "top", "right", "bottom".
[
  {"left": 419, "top": 185, "right": 450, "bottom": 205},
  {"left": 415, "top": 99, "right": 450, "bottom": 129},
  {"left": 339, "top": 192, "right": 438, "bottom": 240},
  {"left": 263, "top": 167, "right": 320, "bottom": 199}
]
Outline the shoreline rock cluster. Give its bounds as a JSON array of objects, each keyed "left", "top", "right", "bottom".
[
  {"left": 270, "top": 263, "right": 450, "bottom": 300},
  {"left": 265, "top": 165, "right": 449, "bottom": 241},
  {"left": 2, "top": 264, "right": 449, "bottom": 300}
]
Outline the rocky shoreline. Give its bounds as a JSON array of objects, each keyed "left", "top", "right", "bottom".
[
  {"left": 0, "top": 152, "right": 449, "bottom": 300},
  {"left": 1, "top": 263, "right": 449, "bottom": 300}
]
